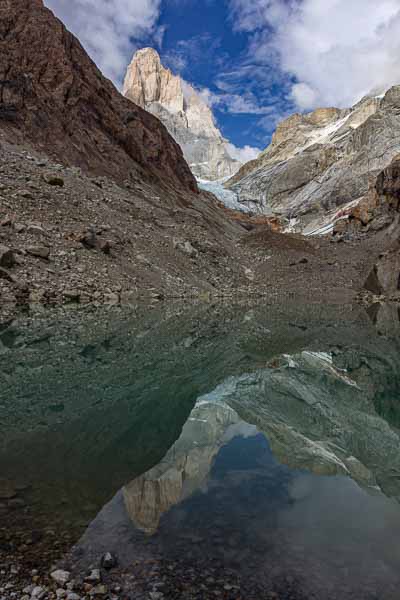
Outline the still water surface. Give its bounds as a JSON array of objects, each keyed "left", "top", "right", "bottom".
[{"left": 1, "top": 302, "right": 400, "bottom": 599}]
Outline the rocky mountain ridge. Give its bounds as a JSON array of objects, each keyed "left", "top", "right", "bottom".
[
  {"left": 123, "top": 48, "right": 241, "bottom": 180},
  {"left": 0, "top": 1, "right": 196, "bottom": 194},
  {"left": 226, "top": 90, "right": 400, "bottom": 232}
]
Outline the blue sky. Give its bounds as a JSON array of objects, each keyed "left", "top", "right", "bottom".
[
  {"left": 160, "top": 0, "right": 295, "bottom": 148},
  {"left": 156, "top": 0, "right": 292, "bottom": 151},
  {"left": 45, "top": 0, "right": 400, "bottom": 158}
]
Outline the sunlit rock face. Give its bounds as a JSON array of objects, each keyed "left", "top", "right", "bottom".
[
  {"left": 226, "top": 90, "right": 400, "bottom": 230},
  {"left": 123, "top": 401, "right": 242, "bottom": 534},
  {"left": 123, "top": 48, "right": 241, "bottom": 180}
]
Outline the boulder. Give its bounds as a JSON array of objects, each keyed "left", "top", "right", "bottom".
[
  {"left": 63, "top": 290, "right": 81, "bottom": 303},
  {"left": 173, "top": 238, "right": 198, "bottom": 257},
  {"left": 0, "top": 245, "right": 15, "bottom": 268},
  {"left": 43, "top": 174, "right": 65, "bottom": 187},
  {"left": 26, "top": 246, "right": 50, "bottom": 259},
  {"left": 364, "top": 248, "right": 400, "bottom": 297}
]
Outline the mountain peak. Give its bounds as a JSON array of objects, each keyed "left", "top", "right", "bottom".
[{"left": 123, "top": 47, "right": 241, "bottom": 180}]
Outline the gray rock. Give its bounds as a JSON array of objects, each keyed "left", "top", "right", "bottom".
[
  {"left": 364, "top": 248, "right": 400, "bottom": 297},
  {"left": 14, "top": 222, "right": 26, "bottom": 233},
  {"left": 88, "top": 584, "right": 107, "bottom": 596},
  {"left": 51, "top": 570, "right": 71, "bottom": 586},
  {"left": 85, "top": 569, "right": 101, "bottom": 583},
  {"left": 26, "top": 246, "right": 50, "bottom": 259},
  {"left": 27, "top": 224, "right": 46, "bottom": 235},
  {"left": 173, "top": 238, "right": 198, "bottom": 257},
  {"left": 103, "top": 292, "right": 119, "bottom": 306},
  {"left": 22, "top": 586, "right": 35, "bottom": 595},
  {"left": 63, "top": 290, "right": 81, "bottom": 303},
  {"left": 43, "top": 174, "right": 64, "bottom": 187}
]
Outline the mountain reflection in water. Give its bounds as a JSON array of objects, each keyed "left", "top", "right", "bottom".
[
  {"left": 74, "top": 394, "right": 400, "bottom": 599},
  {"left": 1, "top": 302, "right": 400, "bottom": 599}
]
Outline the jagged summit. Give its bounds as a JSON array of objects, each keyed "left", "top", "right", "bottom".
[{"left": 123, "top": 47, "right": 241, "bottom": 180}]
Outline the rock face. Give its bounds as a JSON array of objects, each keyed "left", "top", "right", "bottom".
[
  {"left": 0, "top": 0, "right": 196, "bottom": 193},
  {"left": 123, "top": 48, "right": 240, "bottom": 181},
  {"left": 226, "top": 91, "right": 400, "bottom": 228},
  {"left": 123, "top": 401, "right": 239, "bottom": 534},
  {"left": 351, "top": 156, "right": 400, "bottom": 298}
]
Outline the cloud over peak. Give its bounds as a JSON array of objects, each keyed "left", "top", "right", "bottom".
[
  {"left": 230, "top": 0, "right": 400, "bottom": 110},
  {"left": 44, "top": 0, "right": 162, "bottom": 85}
]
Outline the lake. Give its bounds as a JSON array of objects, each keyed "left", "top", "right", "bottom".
[{"left": 1, "top": 301, "right": 400, "bottom": 599}]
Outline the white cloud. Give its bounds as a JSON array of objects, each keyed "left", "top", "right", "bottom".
[
  {"left": 291, "top": 83, "right": 318, "bottom": 110},
  {"left": 225, "top": 143, "right": 261, "bottom": 163},
  {"left": 44, "top": 0, "right": 162, "bottom": 86},
  {"left": 196, "top": 86, "right": 274, "bottom": 116},
  {"left": 230, "top": 0, "right": 400, "bottom": 110}
]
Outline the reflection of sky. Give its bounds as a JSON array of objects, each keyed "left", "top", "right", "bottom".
[
  {"left": 73, "top": 351, "right": 400, "bottom": 597},
  {"left": 77, "top": 430, "right": 400, "bottom": 597}
]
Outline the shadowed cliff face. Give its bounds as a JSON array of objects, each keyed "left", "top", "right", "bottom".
[{"left": 0, "top": 0, "right": 197, "bottom": 193}]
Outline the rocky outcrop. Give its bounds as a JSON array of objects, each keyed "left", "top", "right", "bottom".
[
  {"left": 226, "top": 91, "right": 400, "bottom": 228},
  {"left": 123, "top": 48, "right": 240, "bottom": 180},
  {"left": 0, "top": 0, "right": 197, "bottom": 193},
  {"left": 334, "top": 155, "right": 400, "bottom": 236},
  {"left": 364, "top": 250, "right": 400, "bottom": 297},
  {"left": 326, "top": 154, "right": 400, "bottom": 298}
]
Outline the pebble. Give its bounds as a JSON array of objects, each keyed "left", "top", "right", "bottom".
[
  {"left": 85, "top": 570, "right": 101, "bottom": 583},
  {"left": 88, "top": 584, "right": 107, "bottom": 596},
  {"left": 51, "top": 570, "right": 71, "bottom": 586}
]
